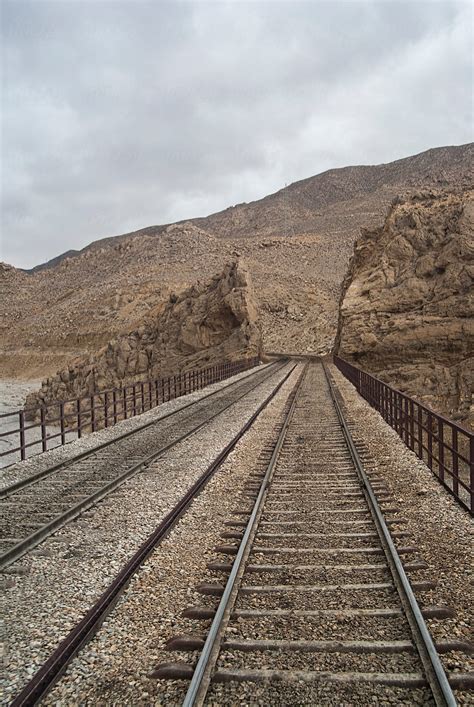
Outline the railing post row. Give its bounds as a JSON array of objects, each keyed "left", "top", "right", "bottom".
[
  {"left": 7, "top": 356, "right": 257, "bottom": 466},
  {"left": 334, "top": 354, "right": 473, "bottom": 514}
]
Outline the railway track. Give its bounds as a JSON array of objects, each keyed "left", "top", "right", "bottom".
[
  {"left": 0, "top": 360, "right": 287, "bottom": 569},
  {"left": 154, "top": 361, "right": 472, "bottom": 706},
  {"left": 6, "top": 361, "right": 300, "bottom": 707}
]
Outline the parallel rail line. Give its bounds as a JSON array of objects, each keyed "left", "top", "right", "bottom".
[
  {"left": 154, "top": 361, "right": 471, "bottom": 706},
  {"left": 0, "top": 361, "right": 286, "bottom": 570}
]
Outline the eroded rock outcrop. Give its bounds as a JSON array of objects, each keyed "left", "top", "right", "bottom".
[
  {"left": 26, "top": 260, "right": 261, "bottom": 411},
  {"left": 336, "top": 190, "right": 474, "bottom": 428}
]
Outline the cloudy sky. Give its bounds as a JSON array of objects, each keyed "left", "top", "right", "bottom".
[{"left": 1, "top": 0, "right": 472, "bottom": 269}]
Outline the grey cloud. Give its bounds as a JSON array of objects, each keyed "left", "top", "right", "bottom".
[{"left": 1, "top": 0, "right": 472, "bottom": 268}]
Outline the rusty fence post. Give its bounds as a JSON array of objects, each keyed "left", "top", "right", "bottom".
[
  {"left": 396, "top": 392, "right": 402, "bottom": 437},
  {"left": 417, "top": 406, "right": 423, "bottom": 459},
  {"left": 392, "top": 391, "right": 397, "bottom": 434},
  {"left": 409, "top": 399, "right": 415, "bottom": 450},
  {"left": 41, "top": 407, "right": 47, "bottom": 451},
  {"left": 123, "top": 388, "right": 128, "bottom": 420},
  {"left": 19, "top": 410, "right": 26, "bottom": 461},
  {"left": 403, "top": 397, "right": 410, "bottom": 447},
  {"left": 113, "top": 391, "right": 117, "bottom": 424},
  {"left": 437, "top": 421, "right": 444, "bottom": 483},
  {"left": 470, "top": 435, "right": 474, "bottom": 513},
  {"left": 77, "top": 398, "right": 82, "bottom": 439},
  {"left": 60, "top": 402, "right": 66, "bottom": 444},
  {"left": 452, "top": 428, "right": 459, "bottom": 498},
  {"left": 91, "top": 395, "right": 96, "bottom": 432},
  {"left": 104, "top": 392, "right": 109, "bottom": 428},
  {"left": 427, "top": 411, "right": 433, "bottom": 471}
]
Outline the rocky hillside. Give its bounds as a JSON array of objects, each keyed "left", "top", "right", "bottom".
[
  {"left": 25, "top": 261, "right": 261, "bottom": 410},
  {"left": 336, "top": 189, "right": 474, "bottom": 428},
  {"left": 2, "top": 143, "right": 473, "bottom": 379}
]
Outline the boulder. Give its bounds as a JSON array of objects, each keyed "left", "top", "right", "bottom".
[{"left": 25, "top": 260, "right": 262, "bottom": 415}]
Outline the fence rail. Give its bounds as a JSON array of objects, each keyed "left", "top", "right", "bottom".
[
  {"left": 334, "top": 356, "right": 473, "bottom": 514},
  {"left": 0, "top": 357, "right": 260, "bottom": 468}
]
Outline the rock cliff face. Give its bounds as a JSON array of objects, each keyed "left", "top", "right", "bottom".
[
  {"left": 336, "top": 189, "right": 474, "bottom": 428},
  {"left": 25, "top": 261, "right": 261, "bottom": 410}
]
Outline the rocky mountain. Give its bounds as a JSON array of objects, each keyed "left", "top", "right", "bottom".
[
  {"left": 1, "top": 143, "right": 473, "bottom": 380},
  {"left": 336, "top": 188, "right": 473, "bottom": 428},
  {"left": 25, "top": 261, "right": 261, "bottom": 411}
]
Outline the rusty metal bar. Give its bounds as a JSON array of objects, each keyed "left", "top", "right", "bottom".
[
  {"left": 123, "top": 388, "right": 127, "bottom": 420},
  {"left": 19, "top": 411, "right": 26, "bottom": 461},
  {"left": 452, "top": 429, "right": 459, "bottom": 497},
  {"left": 60, "top": 403, "right": 66, "bottom": 444},
  {"left": 90, "top": 395, "right": 96, "bottom": 432},
  {"left": 470, "top": 436, "right": 474, "bottom": 513},
  {"left": 427, "top": 411, "right": 433, "bottom": 472},
  {"left": 438, "top": 422, "right": 444, "bottom": 483},
  {"left": 418, "top": 407, "right": 423, "bottom": 458},
  {"left": 41, "top": 407, "right": 47, "bottom": 452},
  {"left": 409, "top": 399, "right": 415, "bottom": 451}
]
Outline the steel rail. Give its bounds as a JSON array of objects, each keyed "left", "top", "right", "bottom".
[
  {"left": 0, "top": 362, "right": 278, "bottom": 499},
  {"left": 182, "top": 364, "right": 308, "bottom": 707},
  {"left": 0, "top": 362, "right": 288, "bottom": 570},
  {"left": 322, "top": 362, "right": 456, "bottom": 707},
  {"left": 9, "top": 363, "right": 299, "bottom": 707}
]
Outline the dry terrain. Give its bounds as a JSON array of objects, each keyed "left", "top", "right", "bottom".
[{"left": 1, "top": 142, "right": 473, "bottom": 385}]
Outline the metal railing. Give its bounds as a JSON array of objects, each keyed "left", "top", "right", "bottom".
[
  {"left": 334, "top": 356, "right": 473, "bottom": 514},
  {"left": 0, "top": 357, "right": 260, "bottom": 468}
]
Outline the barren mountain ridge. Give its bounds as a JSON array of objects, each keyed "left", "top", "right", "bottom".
[{"left": 1, "top": 143, "right": 473, "bottom": 380}]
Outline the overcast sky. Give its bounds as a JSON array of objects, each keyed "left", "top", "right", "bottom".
[{"left": 1, "top": 0, "right": 472, "bottom": 269}]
